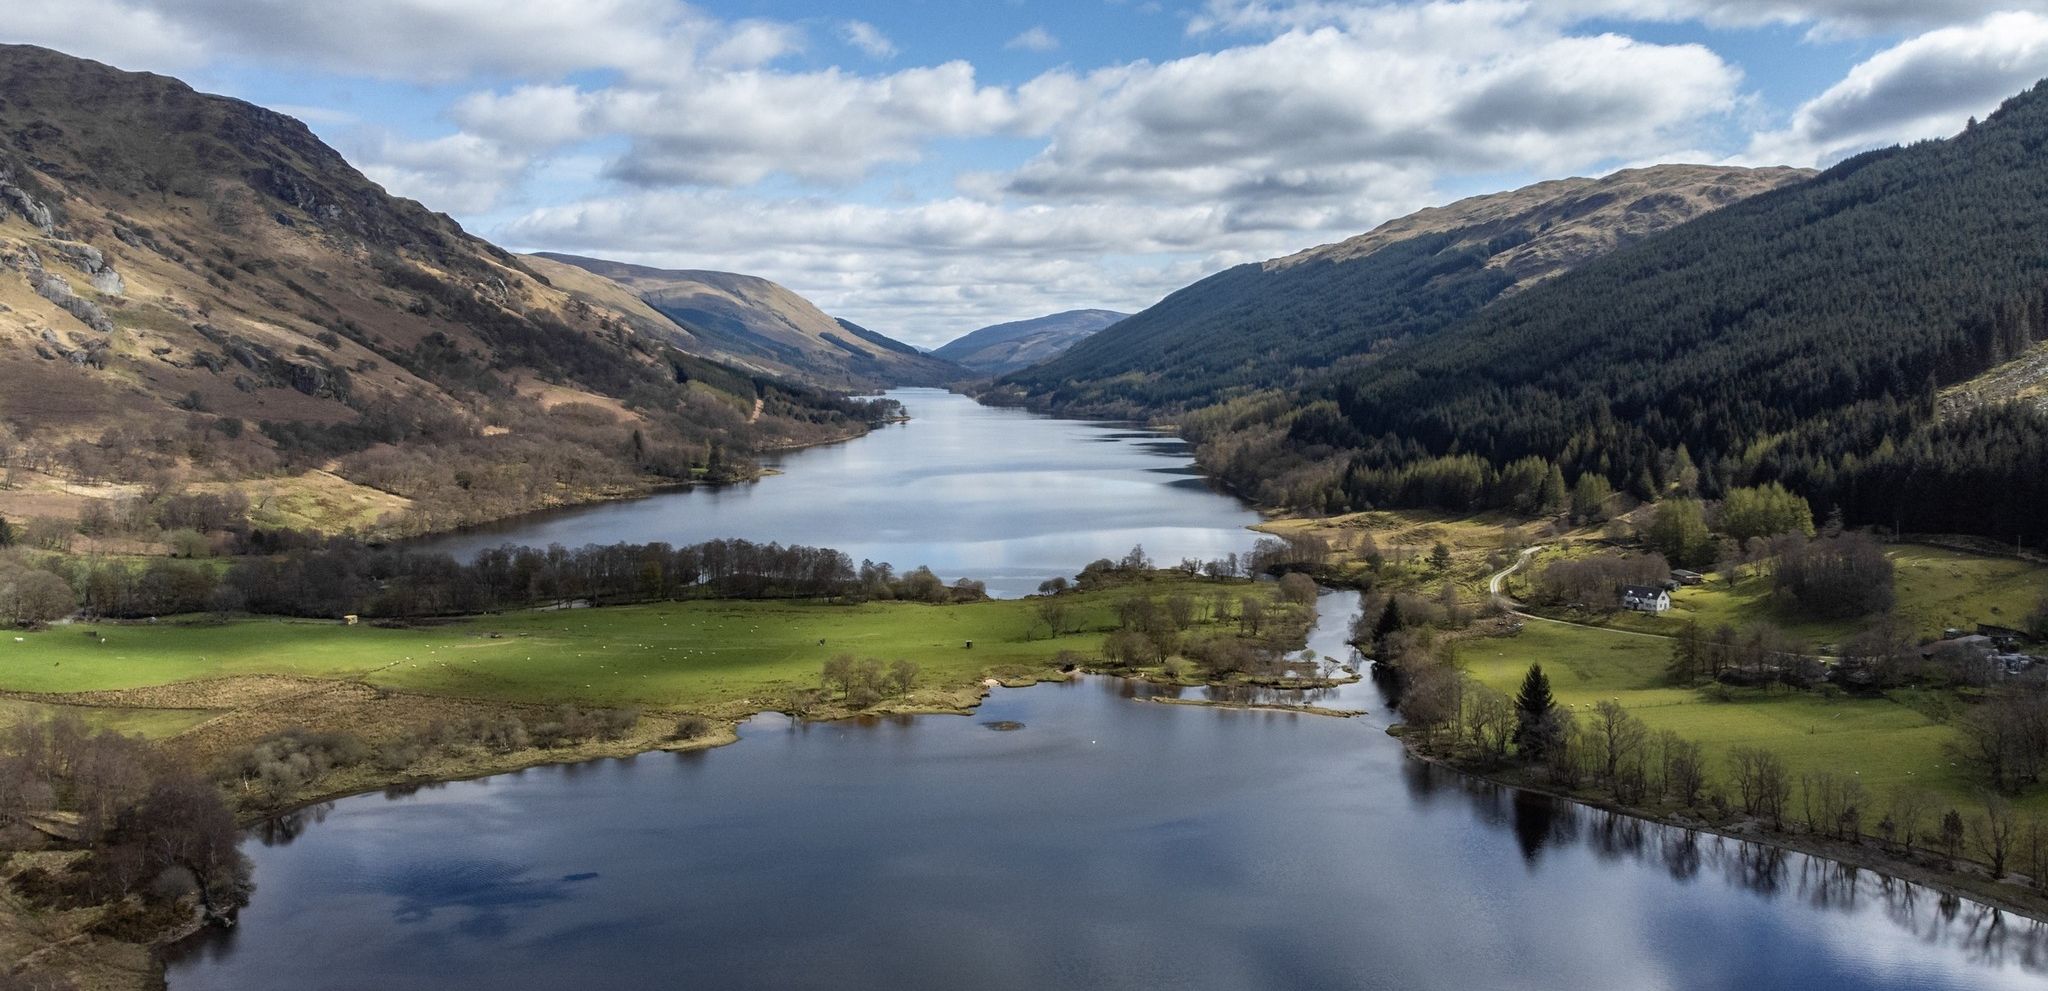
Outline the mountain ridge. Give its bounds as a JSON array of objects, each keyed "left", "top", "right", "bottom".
[
  {"left": 0, "top": 43, "right": 893, "bottom": 537},
  {"left": 933, "top": 309, "right": 1128, "bottom": 376},
  {"left": 531, "top": 252, "right": 964, "bottom": 389},
  {"left": 989, "top": 164, "right": 1811, "bottom": 416}
]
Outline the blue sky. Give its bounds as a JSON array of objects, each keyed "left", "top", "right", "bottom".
[{"left": 12, "top": 1, "right": 2048, "bottom": 346}]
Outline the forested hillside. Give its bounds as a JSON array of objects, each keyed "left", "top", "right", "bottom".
[
  {"left": 987, "top": 166, "right": 1807, "bottom": 415},
  {"left": 0, "top": 45, "right": 895, "bottom": 538},
  {"left": 1212, "top": 79, "right": 2048, "bottom": 547}
]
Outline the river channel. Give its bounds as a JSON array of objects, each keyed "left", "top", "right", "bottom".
[{"left": 167, "top": 391, "right": 2045, "bottom": 990}]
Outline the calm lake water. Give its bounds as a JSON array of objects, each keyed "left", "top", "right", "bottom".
[
  {"left": 416, "top": 389, "right": 1264, "bottom": 597},
  {"left": 168, "top": 398, "right": 2048, "bottom": 990}
]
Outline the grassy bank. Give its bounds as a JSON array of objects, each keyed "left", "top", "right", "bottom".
[
  {"left": 1459, "top": 621, "right": 1982, "bottom": 807},
  {"left": 1508, "top": 543, "right": 2048, "bottom": 644},
  {"left": 0, "top": 573, "right": 1303, "bottom": 776}
]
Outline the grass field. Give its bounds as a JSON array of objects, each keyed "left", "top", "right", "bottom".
[
  {"left": 1516, "top": 543, "right": 2048, "bottom": 647},
  {"left": 1465, "top": 620, "right": 2029, "bottom": 812},
  {"left": 0, "top": 697, "right": 212, "bottom": 739},
  {"left": 0, "top": 578, "right": 1285, "bottom": 717}
]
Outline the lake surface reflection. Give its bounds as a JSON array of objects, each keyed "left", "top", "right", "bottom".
[
  {"left": 169, "top": 398, "right": 2048, "bottom": 990},
  {"left": 414, "top": 389, "right": 1263, "bottom": 597},
  {"left": 169, "top": 663, "right": 2046, "bottom": 990}
]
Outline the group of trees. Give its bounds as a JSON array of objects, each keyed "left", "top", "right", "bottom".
[
  {"left": 0, "top": 552, "right": 78, "bottom": 626},
  {"left": 1106, "top": 84, "right": 2048, "bottom": 550},
  {"left": 1533, "top": 552, "right": 1669, "bottom": 608},
  {"left": 1953, "top": 693, "right": 2048, "bottom": 794},
  {"left": 818, "top": 654, "right": 920, "bottom": 707},
  {"left": 0, "top": 536, "right": 997, "bottom": 623},
  {"left": 1404, "top": 663, "right": 2048, "bottom": 883},
  {"left": 220, "top": 707, "right": 645, "bottom": 804},
  {"left": 1665, "top": 621, "right": 1820, "bottom": 688},
  {"left": 0, "top": 715, "right": 250, "bottom": 920}
]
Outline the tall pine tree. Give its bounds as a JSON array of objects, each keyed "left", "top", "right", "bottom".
[{"left": 1513, "top": 663, "right": 1557, "bottom": 761}]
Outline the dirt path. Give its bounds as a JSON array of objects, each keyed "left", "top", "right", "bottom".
[
  {"left": 1486, "top": 545, "right": 1833, "bottom": 662},
  {"left": 1488, "top": 544, "right": 1686, "bottom": 644},
  {"left": 748, "top": 394, "right": 763, "bottom": 424}
]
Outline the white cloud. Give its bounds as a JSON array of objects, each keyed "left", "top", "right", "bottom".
[
  {"left": 469, "top": 1, "right": 1748, "bottom": 342},
  {"left": 453, "top": 61, "right": 1041, "bottom": 187},
  {"left": 493, "top": 172, "right": 1437, "bottom": 345},
  {"left": 5, "top": 0, "right": 209, "bottom": 70},
  {"left": 26, "top": 0, "right": 2032, "bottom": 353},
  {"left": 840, "top": 20, "right": 898, "bottom": 59},
  {"left": 2, "top": 0, "right": 785, "bottom": 81},
  {"left": 1193, "top": 0, "right": 2048, "bottom": 38},
  {"left": 1008, "top": 18, "right": 1741, "bottom": 203},
  {"left": 355, "top": 132, "right": 530, "bottom": 213},
  {"left": 1006, "top": 27, "right": 1062, "bottom": 53},
  {"left": 1745, "top": 10, "right": 2048, "bottom": 164}
]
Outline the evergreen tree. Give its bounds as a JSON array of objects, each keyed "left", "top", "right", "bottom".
[
  {"left": 1513, "top": 663, "right": 1557, "bottom": 760},
  {"left": 1645, "top": 499, "right": 1713, "bottom": 568},
  {"left": 1570, "top": 473, "right": 1614, "bottom": 523},
  {"left": 1430, "top": 542, "right": 1453, "bottom": 572},
  {"left": 1373, "top": 596, "right": 1407, "bottom": 653},
  {"left": 0, "top": 514, "right": 12, "bottom": 547},
  {"left": 1539, "top": 464, "right": 1568, "bottom": 515}
]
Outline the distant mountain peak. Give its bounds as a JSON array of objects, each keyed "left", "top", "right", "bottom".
[
  {"left": 530, "top": 252, "right": 963, "bottom": 388},
  {"left": 932, "top": 309, "right": 1130, "bottom": 376}
]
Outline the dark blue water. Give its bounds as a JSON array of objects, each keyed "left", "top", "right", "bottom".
[
  {"left": 166, "top": 592, "right": 2047, "bottom": 990},
  {"left": 415, "top": 389, "right": 1262, "bottom": 597},
  {"left": 167, "top": 400, "right": 2048, "bottom": 990}
]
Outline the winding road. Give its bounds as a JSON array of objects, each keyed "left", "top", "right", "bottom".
[{"left": 1486, "top": 545, "right": 1835, "bottom": 663}]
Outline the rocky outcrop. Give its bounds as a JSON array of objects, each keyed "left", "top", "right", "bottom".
[
  {"left": 49, "top": 240, "right": 123, "bottom": 296},
  {"left": 28, "top": 270, "right": 114, "bottom": 334},
  {"left": 0, "top": 166, "right": 56, "bottom": 234},
  {"left": 188, "top": 322, "right": 351, "bottom": 400}
]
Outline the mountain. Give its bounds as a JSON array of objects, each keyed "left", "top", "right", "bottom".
[
  {"left": 933, "top": 309, "right": 1128, "bottom": 376},
  {"left": 1208, "top": 80, "right": 2048, "bottom": 547},
  {"left": 0, "top": 44, "right": 894, "bottom": 537},
  {"left": 987, "top": 165, "right": 1811, "bottom": 416},
  {"left": 530, "top": 253, "right": 965, "bottom": 389}
]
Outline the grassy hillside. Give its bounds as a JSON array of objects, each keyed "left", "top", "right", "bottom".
[
  {"left": 933, "top": 309, "right": 1128, "bottom": 376},
  {"left": 533, "top": 252, "right": 965, "bottom": 389},
  {"left": 989, "top": 165, "right": 1806, "bottom": 416},
  {"left": 0, "top": 44, "right": 891, "bottom": 539}
]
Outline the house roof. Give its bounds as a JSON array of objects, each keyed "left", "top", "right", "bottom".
[{"left": 1621, "top": 585, "right": 1667, "bottom": 597}]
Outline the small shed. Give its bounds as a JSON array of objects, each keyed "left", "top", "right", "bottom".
[
  {"left": 1620, "top": 585, "right": 1671, "bottom": 614},
  {"left": 343, "top": 614, "right": 359, "bottom": 626}
]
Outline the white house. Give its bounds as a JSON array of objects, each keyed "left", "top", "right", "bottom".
[{"left": 1620, "top": 585, "right": 1671, "bottom": 614}]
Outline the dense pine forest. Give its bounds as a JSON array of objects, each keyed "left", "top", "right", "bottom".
[
  {"left": 988, "top": 229, "right": 1517, "bottom": 414},
  {"left": 986, "top": 166, "right": 1804, "bottom": 416},
  {"left": 1197, "top": 80, "right": 2048, "bottom": 548}
]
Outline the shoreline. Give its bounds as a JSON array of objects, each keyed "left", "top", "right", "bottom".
[
  {"left": 1396, "top": 739, "right": 2048, "bottom": 924},
  {"left": 93, "top": 659, "right": 2038, "bottom": 989},
  {"left": 382, "top": 419, "right": 879, "bottom": 545},
  {"left": 226, "top": 656, "right": 2047, "bottom": 925}
]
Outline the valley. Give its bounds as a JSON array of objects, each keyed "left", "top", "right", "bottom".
[{"left": 0, "top": 26, "right": 2046, "bottom": 991}]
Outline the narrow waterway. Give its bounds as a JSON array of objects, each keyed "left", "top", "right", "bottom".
[
  {"left": 167, "top": 395, "right": 2047, "bottom": 990},
  {"left": 415, "top": 389, "right": 1263, "bottom": 597}
]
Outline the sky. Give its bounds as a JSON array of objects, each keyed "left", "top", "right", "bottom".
[{"left": 11, "top": 1, "right": 2048, "bottom": 348}]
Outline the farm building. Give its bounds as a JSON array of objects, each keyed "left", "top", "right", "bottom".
[{"left": 1620, "top": 585, "right": 1671, "bottom": 614}]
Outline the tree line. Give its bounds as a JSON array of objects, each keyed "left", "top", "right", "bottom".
[
  {"left": 0, "top": 536, "right": 992, "bottom": 624},
  {"left": 1398, "top": 661, "right": 2048, "bottom": 887},
  {"left": 1174, "top": 82, "right": 2048, "bottom": 549},
  {"left": 0, "top": 714, "right": 251, "bottom": 942}
]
